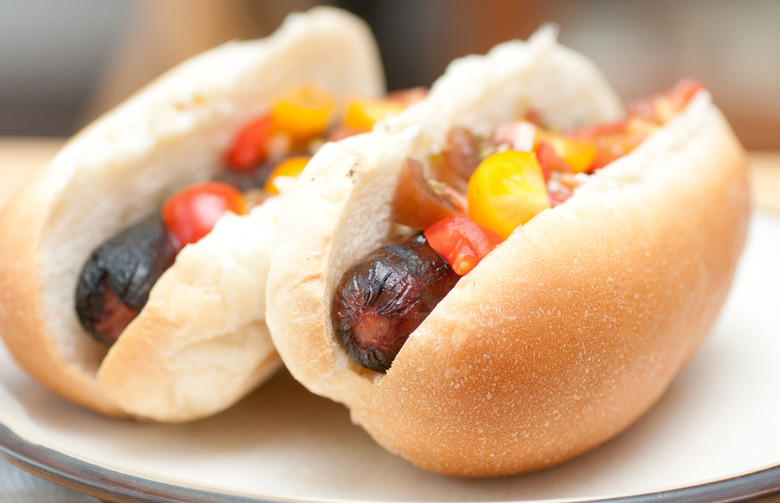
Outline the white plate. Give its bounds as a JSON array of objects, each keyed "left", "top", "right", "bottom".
[{"left": 0, "top": 211, "right": 779, "bottom": 503}]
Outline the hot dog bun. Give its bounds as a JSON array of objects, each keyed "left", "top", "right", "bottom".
[
  {"left": 0, "top": 7, "right": 384, "bottom": 421},
  {"left": 265, "top": 28, "right": 750, "bottom": 476}
]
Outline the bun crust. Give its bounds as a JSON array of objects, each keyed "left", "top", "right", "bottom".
[
  {"left": 266, "top": 30, "right": 750, "bottom": 475},
  {"left": 0, "top": 7, "right": 384, "bottom": 421}
]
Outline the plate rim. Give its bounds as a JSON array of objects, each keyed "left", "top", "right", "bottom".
[{"left": 1, "top": 417, "right": 780, "bottom": 503}]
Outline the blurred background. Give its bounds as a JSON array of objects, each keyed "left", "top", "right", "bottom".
[{"left": 0, "top": 0, "right": 777, "bottom": 149}]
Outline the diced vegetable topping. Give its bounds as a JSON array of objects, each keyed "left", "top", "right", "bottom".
[
  {"left": 629, "top": 78, "right": 703, "bottom": 124},
  {"left": 344, "top": 98, "right": 406, "bottom": 131},
  {"left": 270, "top": 85, "right": 335, "bottom": 143},
  {"left": 161, "top": 181, "right": 247, "bottom": 247},
  {"left": 264, "top": 155, "right": 311, "bottom": 195},
  {"left": 535, "top": 131, "right": 597, "bottom": 174},
  {"left": 227, "top": 115, "right": 272, "bottom": 170},
  {"left": 392, "top": 158, "right": 467, "bottom": 230},
  {"left": 466, "top": 151, "right": 551, "bottom": 239},
  {"left": 424, "top": 217, "right": 503, "bottom": 276},
  {"left": 335, "top": 78, "right": 708, "bottom": 372}
]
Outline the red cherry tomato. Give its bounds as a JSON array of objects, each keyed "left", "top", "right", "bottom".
[
  {"left": 424, "top": 217, "right": 504, "bottom": 276},
  {"left": 227, "top": 114, "right": 272, "bottom": 170},
  {"left": 570, "top": 120, "right": 629, "bottom": 141},
  {"left": 628, "top": 78, "right": 704, "bottom": 123},
  {"left": 161, "top": 181, "right": 247, "bottom": 247},
  {"left": 391, "top": 158, "right": 467, "bottom": 230},
  {"left": 535, "top": 140, "right": 571, "bottom": 180}
]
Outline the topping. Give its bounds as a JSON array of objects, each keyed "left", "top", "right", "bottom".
[
  {"left": 344, "top": 98, "right": 406, "bottom": 131},
  {"left": 391, "top": 158, "right": 467, "bottom": 230},
  {"left": 442, "top": 127, "right": 481, "bottom": 183},
  {"left": 535, "top": 131, "right": 597, "bottom": 174},
  {"left": 270, "top": 85, "right": 335, "bottom": 144},
  {"left": 466, "top": 151, "right": 550, "bottom": 239},
  {"left": 77, "top": 84, "right": 423, "bottom": 347},
  {"left": 339, "top": 79, "right": 706, "bottom": 372},
  {"left": 161, "top": 181, "right": 247, "bottom": 247},
  {"left": 264, "top": 155, "right": 311, "bottom": 195},
  {"left": 629, "top": 78, "right": 703, "bottom": 123},
  {"left": 570, "top": 120, "right": 640, "bottom": 171},
  {"left": 341, "top": 88, "right": 427, "bottom": 134},
  {"left": 331, "top": 234, "right": 459, "bottom": 372},
  {"left": 424, "top": 217, "right": 503, "bottom": 276},
  {"left": 227, "top": 115, "right": 272, "bottom": 170},
  {"left": 493, "top": 121, "right": 537, "bottom": 152},
  {"left": 76, "top": 217, "right": 179, "bottom": 345},
  {"left": 535, "top": 140, "right": 572, "bottom": 180}
]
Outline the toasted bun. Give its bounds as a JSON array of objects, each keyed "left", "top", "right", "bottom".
[
  {"left": 0, "top": 7, "right": 384, "bottom": 421},
  {"left": 265, "top": 28, "right": 750, "bottom": 476}
]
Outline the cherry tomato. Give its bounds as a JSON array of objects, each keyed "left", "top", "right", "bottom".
[
  {"left": 392, "top": 158, "right": 467, "bottom": 230},
  {"left": 424, "top": 217, "right": 503, "bottom": 276},
  {"left": 535, "top": 131, "right": 597, "bottom": 174},
  {"left": 264, "top": 155, "right": 311, "bottom": 195},
  {"left": 161, "top": 181, "right": 247, "bottom": 247},
  {"left": 271, "top": 86, "right": 334, "bottom": 143},
  {"left": 442, "top": 126, "right": 480, "bottom": 182},
  {"left": 628, "top": 78, "right": 704, "bottom": 123},
  {"left": 227, "top": 115, "right": 272, "bottom": 170},
  {"left": 535, "top": 140, "right": 571, "bottom": 180},
  {"left": 344, "top": 98, "right": 406, "bottom": 131},
  {"left": 570, "top": 120, "right": 629, "bottom": 141},
  {"left": 569, "top": 120, "right": 647, "bottom": 172},
  {"left": 466, "top": 151, "right": 550, "bottom": 239}
]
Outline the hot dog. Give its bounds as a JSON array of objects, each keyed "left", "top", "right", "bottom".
[
  {"left": 0, "top": 7, "right": 389, "bottom": 422},
  {"left": 265, "top": 27, "right": 750, "bottom": 476}
]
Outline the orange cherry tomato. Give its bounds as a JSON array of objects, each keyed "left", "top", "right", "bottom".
[
  {"left": 270, "top": 86, "right": 335, "bottom": 143},
  {"left": 569, "top": 120, "right": 645, "bottom": 172},
  {"left": 263, "top": 155, "right": 311, "bottom": 195},
  {"left": 392, "top": 158, "right": 467, "bottom": 230},
  {"left": 535, "top": 131, "right": 597, "bottom": 174},
  {"left": 227, "top": 114, "right": 272, "bottom": 170},
  {"left": 344, "top": 98, "right": 406, "bottom": 131},
  {"left": 161, "top": 181, "right": 247, "bottom": 247},
  {"left": 466, "top": 151, "right": 550, "bottom": 239},
  {"left": 424, "top": 217, "right": 504, "bottom": 276}
]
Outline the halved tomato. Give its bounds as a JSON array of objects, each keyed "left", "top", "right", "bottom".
[
  {"left": 466, "top": 151, "right": 550, "bottom": 239},
  {"left": 264, "top": 155, "right": 311, "bottom": 195},
  {"left": 424, "top": 217, "right": 503, "bottom": 276},
  {"left": 392, "top": 158, "right": 467, "bottom": 230},
  {"left": 271, "top": 86, "right": 335, "bottom": 143},
  {"left": 161, "top": 181, "right": 247, "bottom": 247},
  {"left": 227, "top": 114, "right": 272, "bottom": 170}
]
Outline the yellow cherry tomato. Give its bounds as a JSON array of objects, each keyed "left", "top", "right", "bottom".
[
  {"left": 264, "top": 155, "right": 311, "bottom": 195},
  {"left": 536, "top": 130, "right": 597, "bottom": 174},
  {"left": 466, "top": 151, "right": 550, "bottom": 239},
  {"left": 271, "top": 86, "right": 335, "bottom": 143},
  {"left": 344, "top": 98, "right": 406, "bottom": 131}
]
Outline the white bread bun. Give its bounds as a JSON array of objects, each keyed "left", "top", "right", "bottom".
[
  {"left": 0, "top": 7, "right": 384, "bottom": 422},
  {"left": 265, "top": 28, "right": 750, "bottom": 476}
]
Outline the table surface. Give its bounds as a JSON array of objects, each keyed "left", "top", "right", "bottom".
[{"left": 0, "top": 138, "right": 777, "bottom": 502}]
